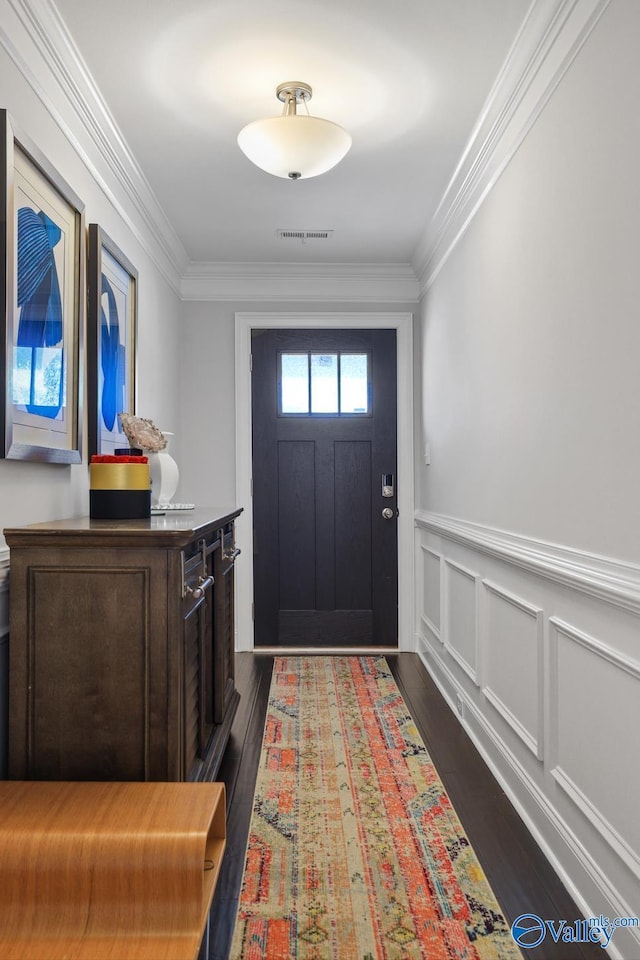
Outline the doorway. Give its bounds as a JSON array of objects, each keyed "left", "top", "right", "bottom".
[
  {"left": 233, "top": 311, "right": 414, "bottom": 653},
  {"left": 252, "top": 328, "right": 398, "bottom": 647}
]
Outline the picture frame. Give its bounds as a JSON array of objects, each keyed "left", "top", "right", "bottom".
[
  {"left": 87, "top": 223, "right": 138, "bottom": 458},
  {"left": 1, "top": 109, "right": 84, "bottom": 463}
]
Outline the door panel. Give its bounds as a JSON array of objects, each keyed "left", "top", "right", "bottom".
[
  {"left": 335, "top": 440, "right": 372, "bottom": 609},
  {"left": 252, "top": 328, "right": 397, "bottom": 647},
  {"left": 278, "top": 440, "right": 315, "bottom": 608}
]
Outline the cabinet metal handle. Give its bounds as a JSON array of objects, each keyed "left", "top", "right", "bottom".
[
  {"left": 218, "top": 524, "right": 241, "bottom": 565},
  {"left": 185, "top": 575, "right": 214, "bottom": 600},
  {"left": 181, "top": 538, "right": 213, "bottom": 598}
]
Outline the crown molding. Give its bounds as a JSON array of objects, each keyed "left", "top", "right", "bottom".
[
  {"left": 6, "top": 0, "right": 611, "bottom": 306},
  {"left": 0, "top": 0, "right": 421, "bottom": 305},
  {"left": 0, "top": 0, "right": 417, "bottom": 305},
  {"left": 0, "top": 0, "right": 189, "bottom": 293},
  {"left": 412, "top": 0, "right": 611, "bottom": 295},
  {"left": 181, "top": 261, "right": 420, "bottom": 302}
]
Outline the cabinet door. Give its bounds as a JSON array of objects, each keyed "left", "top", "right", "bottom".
[
  {"left": 9, "top": 548, "right": 170, "bottom": 781},
  {"left": 214, "top": 525, "right": 237, "bottom": 724},
  {"left": 181, "top": 547, "right": 215, "bottom": 781}
]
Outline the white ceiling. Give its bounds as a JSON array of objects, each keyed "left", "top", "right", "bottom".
[{"left": 52, "top": 0, "right": 530, "bottom": 266}]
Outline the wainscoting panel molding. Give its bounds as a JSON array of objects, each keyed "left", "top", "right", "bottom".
[
  {"left": 549, "top": 617, "right": 640, "bottom": 882},
  {"left": 443, "top": 558, "right": 480, "bottom": 685},
  {"left": 420, "top": 545, "right": 442, "bottom": 641},
  {"left": 414, "top": 510, "right": 640, "bottom": 960},
  {"left": 482, "top": 580, "right": 543, "bottom": 760}
]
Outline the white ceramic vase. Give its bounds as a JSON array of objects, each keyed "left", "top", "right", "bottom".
[{"left": 148, "top": 432, "right": 179, "bottom": 506}]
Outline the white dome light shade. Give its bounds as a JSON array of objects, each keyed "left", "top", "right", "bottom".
[{"left": 237, "top": 82, "right": 352, "bottom": 179}]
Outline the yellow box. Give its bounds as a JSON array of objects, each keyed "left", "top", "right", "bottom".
[{"left": 90, "top": 463, "right": 150, "bottom": 491}]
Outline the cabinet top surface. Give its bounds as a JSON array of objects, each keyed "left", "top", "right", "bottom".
[{"left": 3, "top": 506, "right": 243, "bottom": 547}]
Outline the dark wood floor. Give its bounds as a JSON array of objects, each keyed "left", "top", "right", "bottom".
[{"left": 207, "top": 653, "right": 603, "bottom": 960}]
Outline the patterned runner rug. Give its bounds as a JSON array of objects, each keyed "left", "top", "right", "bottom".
[{"left": 230, "top": 656, "right": 522, "bottom": 959}]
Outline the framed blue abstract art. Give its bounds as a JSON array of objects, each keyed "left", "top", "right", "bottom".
[
  {"left": 87, "top": 225, "right": 138, "bottom": 457},
  {"left": 1, "top": 110, "right": 84, "bottom": 463}
]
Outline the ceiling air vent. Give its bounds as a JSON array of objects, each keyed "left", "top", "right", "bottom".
[{"left": 276, "top": 229, "right": 334, "bottom": 241}]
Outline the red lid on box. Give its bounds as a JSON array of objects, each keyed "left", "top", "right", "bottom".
[{"left": 90, "top": 454, "right": 148, "bottom": 464}]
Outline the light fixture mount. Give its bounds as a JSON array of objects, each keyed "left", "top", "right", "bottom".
[
  {"left": 276, "top": 82, "right": 312, "bottom": 108},
  {"left": 237, "top": 80, "right": 352, "bottom": 180}
]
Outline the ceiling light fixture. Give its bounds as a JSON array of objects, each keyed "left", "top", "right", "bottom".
[{"left": 237, "top": 82, "right": 352, "bottom": 180}]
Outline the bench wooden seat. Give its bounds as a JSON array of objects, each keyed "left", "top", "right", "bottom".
[{"left": 0, "top": 781, "right": 226, "bottom": 960}]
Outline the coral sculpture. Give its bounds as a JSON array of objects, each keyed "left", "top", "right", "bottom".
[{"left": 118, "top": 413, "right": 167, "bottom": 453}]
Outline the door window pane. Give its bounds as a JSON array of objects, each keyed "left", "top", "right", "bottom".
[
  {"left": 340, "top": 354, "right": 368, "bottom": 413},
  {"left": 281, "top": 353, "right": 309, "bottom": 413},
  {"left": 311, "top": 354, "right": 338, "bottom": 413},
  {"left": 280, "top": 350, "right": 370, "bottom": 416}
]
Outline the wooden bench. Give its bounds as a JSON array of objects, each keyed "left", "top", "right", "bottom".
[{"left": 0, "top": 781, "right": 226, "bottom": 959}]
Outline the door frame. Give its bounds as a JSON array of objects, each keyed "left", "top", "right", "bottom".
[{"left": 235, "top": 311, "right": 414, "bottom": 652}]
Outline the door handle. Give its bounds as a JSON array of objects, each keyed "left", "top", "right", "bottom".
[{"left": 382, "top": 507, "right": 396, "bottom": 520}]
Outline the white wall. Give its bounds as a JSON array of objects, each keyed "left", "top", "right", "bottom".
[
  {"left": 419, "top": 5, "right": 640, "bottom": 561},
  {"left": 0, "top": 3, "right": 183, "bottom": 547},
  {"left": 177, "top": 301, "right": 237, "bottom": 508},
  {"left": 178, "top": 299, "right": 414, "bottom": 508},
  {"left": 416, "top": 2, "right": 640, "bottom": 955}
]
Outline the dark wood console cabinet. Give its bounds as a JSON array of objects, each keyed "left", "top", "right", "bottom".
[{"left": 4, "top": 508, "right": 242, "bottom": 783}]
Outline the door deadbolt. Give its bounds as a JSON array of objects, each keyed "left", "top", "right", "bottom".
[{"left": 382, "top": 473, "right": 394, "bottom": 498}]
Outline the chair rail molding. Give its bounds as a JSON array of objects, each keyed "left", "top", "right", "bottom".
[
  {"left": 415, "top": 511, "right": 640, "bottom": 617},
  {"left": 412, "top": 0, "right": 612, "bottom": 293}
]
